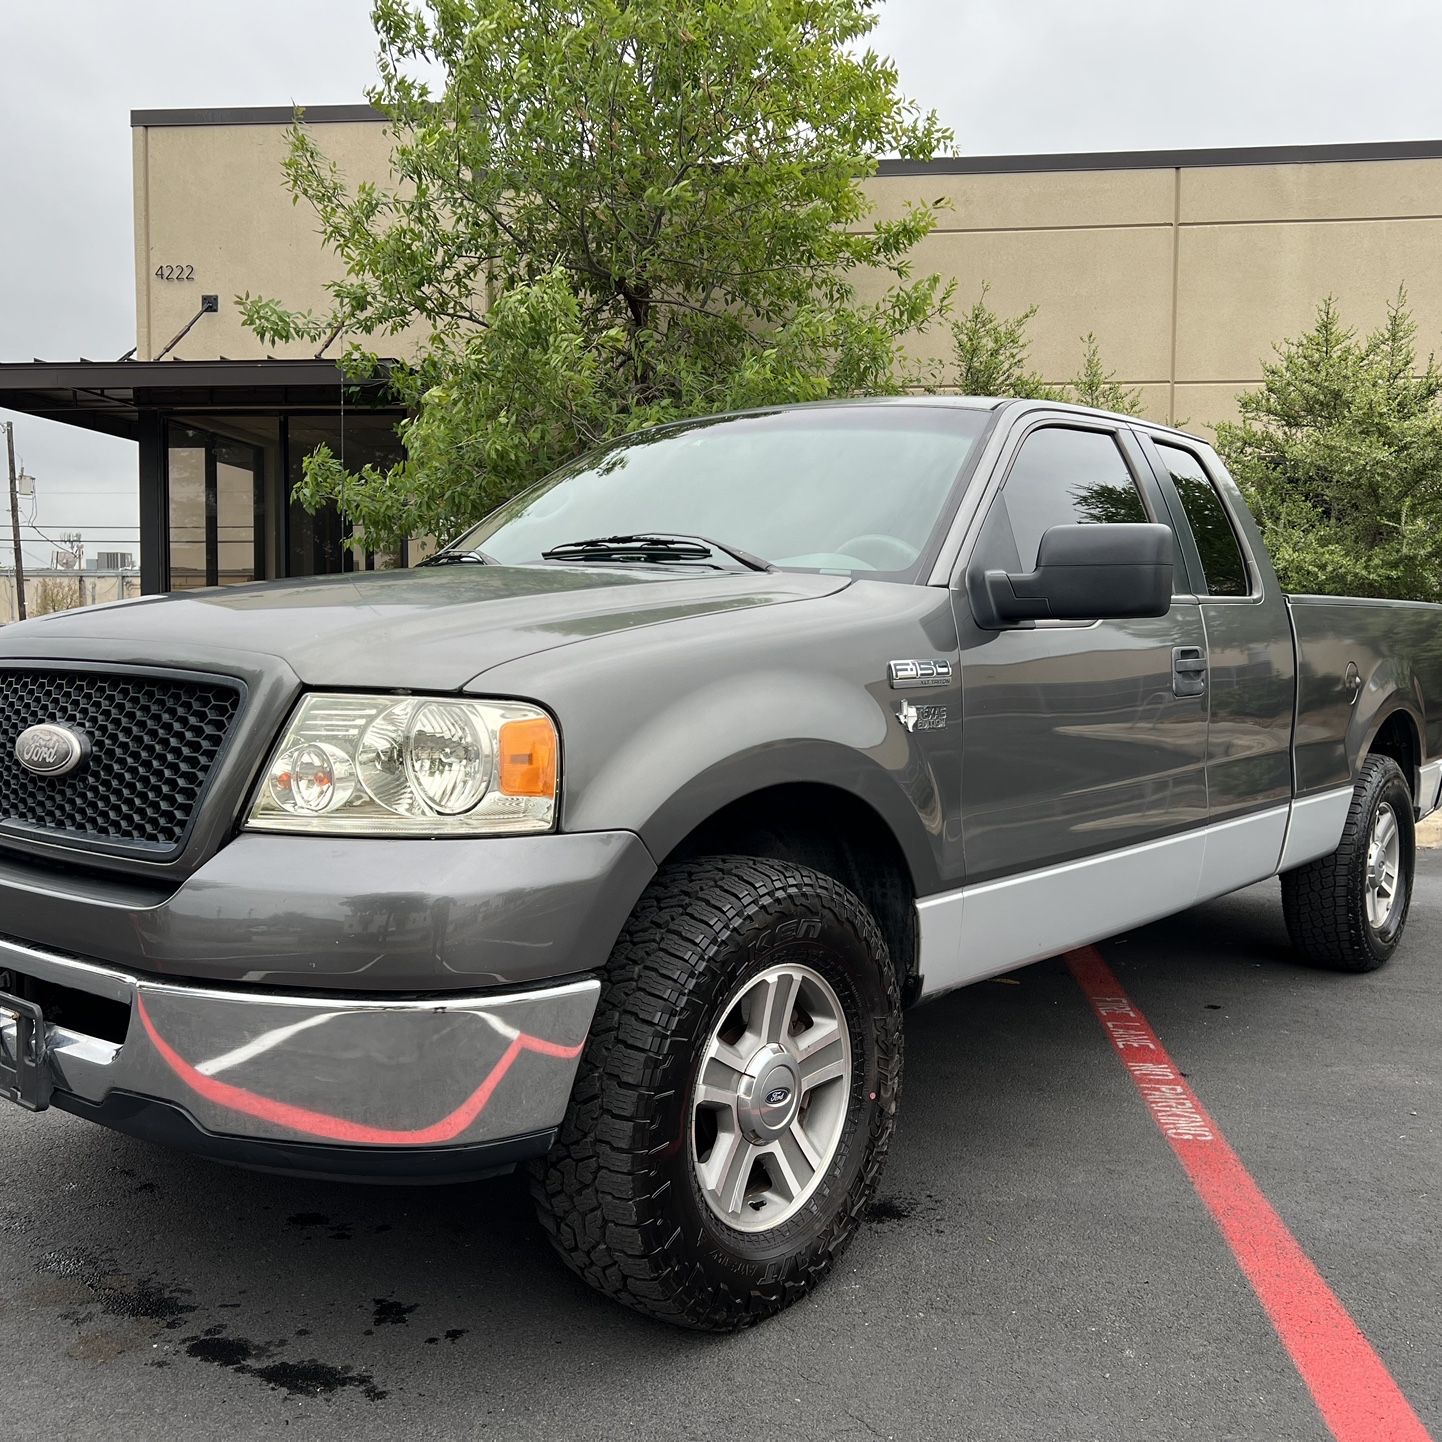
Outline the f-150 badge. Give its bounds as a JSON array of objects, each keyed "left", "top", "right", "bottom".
[
  {"left": 888, "top": 659, "right": 952, "bottom": 688},
  {"left": 896, "top": 700, "right": 947, "bottom": 733}
]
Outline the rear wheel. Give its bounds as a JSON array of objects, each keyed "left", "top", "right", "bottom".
[
  {"left": 1282, "top": 755, "right": 1415, "bottom": 972},
  {"left": 530, "top": 856, "right": 902, "bottom": 1330}
]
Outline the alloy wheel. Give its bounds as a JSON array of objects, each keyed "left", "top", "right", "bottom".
[{"left": 691, "top": 963, "right": 852, "bottom": 1233}]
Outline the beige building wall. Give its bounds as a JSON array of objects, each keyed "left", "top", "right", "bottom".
[
  {"left": 132, "top": 113, "right": 430, "bottom": 364},
  {"left": 865, "top": 153, "right": 1442, "bottom": 433},
  {"left": 1172, "top": 159, "right": 1442, "bottom": 428},
  {"left": 132, "top": 110, "right": 1442, "bottom": 437}
]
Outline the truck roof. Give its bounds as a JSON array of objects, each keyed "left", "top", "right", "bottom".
[{"left": 638, "top": 394, "right": 1207, "bottom": 446}]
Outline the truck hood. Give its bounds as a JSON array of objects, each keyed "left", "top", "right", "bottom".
[{"left": 0, "top": 565, "right": 851, "bottom": 690}]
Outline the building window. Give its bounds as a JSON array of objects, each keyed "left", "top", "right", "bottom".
[
  {"left": 284, "top": 413, "right": 405, "bottom": 578},
  {"left": 166, "top": 429, "right": 208, "bottom": 588},
  {"left": 165, "top": 418, "right": 275, "bottom": 588},
  {"left": 160, "top": 411, "right": 405, "bottom": 589}
]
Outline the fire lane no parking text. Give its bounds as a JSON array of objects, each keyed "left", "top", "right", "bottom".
[{"left": 1066, "top": 945, "right": 1433, "bottom": 1442}]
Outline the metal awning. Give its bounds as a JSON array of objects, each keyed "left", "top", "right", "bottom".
[{"left": 0, "top": 357, "right": 396, "bottom": 439}]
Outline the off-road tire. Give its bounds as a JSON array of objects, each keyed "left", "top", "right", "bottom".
[
  {"left": 529, "top": 856, "right": 903, "bottom": 1330},
  {"left": 1281, "top": 755, "right": 1415, "bottom": 972}
]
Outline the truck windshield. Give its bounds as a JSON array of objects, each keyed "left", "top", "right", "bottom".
[{"left": 440, "top": 405, "right": 992, "bottom": 577}]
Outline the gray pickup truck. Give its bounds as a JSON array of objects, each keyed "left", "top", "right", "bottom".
[{"left": 2, "top": 397, "right": 1439, "bottom": 1329}]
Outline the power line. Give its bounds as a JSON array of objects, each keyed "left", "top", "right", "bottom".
[{"left": 24, "top": 518, "right": 80, "bottom": 553}]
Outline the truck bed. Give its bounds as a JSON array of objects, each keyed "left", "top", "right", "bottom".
[{"left": 1287, "top": 593, "right": 1442, "bottom": 805}]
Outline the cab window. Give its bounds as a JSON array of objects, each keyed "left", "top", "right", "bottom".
[
  {"left": 1155, "top": 442, "right": 1250, "bottom": 597},
  {"left": 988, "top": 426, "right": 1148, "bottom": 571}
]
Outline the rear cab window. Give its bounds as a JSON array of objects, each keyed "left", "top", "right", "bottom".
[{"left": 1153, "top": 441, "right": 1251, "bottom": 597}]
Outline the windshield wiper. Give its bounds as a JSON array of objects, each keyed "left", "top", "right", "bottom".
[
  {"left": 540, "top": 534, "right": 774, "bottom": 572},
  {"left": 419, "top": 548, "right": 500, "bottom": 566}
]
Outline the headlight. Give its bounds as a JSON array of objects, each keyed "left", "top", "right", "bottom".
[{"left": 246, "top": 694, "right": 558, "bottom": 835}]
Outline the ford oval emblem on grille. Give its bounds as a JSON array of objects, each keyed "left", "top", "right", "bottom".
[
  {"left": 764, "top": 1086, "right": 792, "bottom": 1107},
  {"left": 14, "top": 722, "right": 90, "bottom": 778}
]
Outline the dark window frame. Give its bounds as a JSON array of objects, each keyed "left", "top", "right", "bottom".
[
  {"left": 157, "top": 408, "right": 407, "bottom": 589},
  {"left": 1136, "top": 432, "right": 1259, "bottom": 602},
  {"left": 281, "top": 410, "right": 409, "bottom": 578},
  {"left": 163, "top": 418, "right": 267, "bottom": 590},
  {"left": 967, "top": 417, "right": 1168, "bottom": 578},
  {"left": 1152, "top": 439, "right": 1251, "bottom": 598}
]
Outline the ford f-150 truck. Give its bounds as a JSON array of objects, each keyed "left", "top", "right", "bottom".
[{"left": 2, "top": 397, "right": 1439, "bottom": 1330}]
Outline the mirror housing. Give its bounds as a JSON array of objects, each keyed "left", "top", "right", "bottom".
[{"left": 970, "top": 522, "right": 1174, "bottom": 627}]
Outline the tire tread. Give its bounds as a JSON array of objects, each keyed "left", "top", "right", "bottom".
[
  {"left": 529, "top": 856, "right": 900, "bottom": 1330},
  {"left": 1281, "top": 755, "right": 1413, "bottom": 972}
]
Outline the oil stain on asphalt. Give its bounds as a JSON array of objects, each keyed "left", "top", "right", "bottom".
[
  {"left": 37, "top": 1246, "right": 197, "bottom": 1329},
  {"left": 23, "top": 1237, "right": 395, "bottom": 1404},
  {"left": 866, "top": 1195, "right": 917, "bottom": 1223},
  {"left": 371, "top": 1297, "right": 419, "bottom": 1327},
  {"left": 183, "top": 1329, "right": 388, "bottom": 1402}
]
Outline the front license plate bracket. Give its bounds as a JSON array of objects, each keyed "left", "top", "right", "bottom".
[{"left": 0, "top": 991, "right": 52, "bottom": 1112}]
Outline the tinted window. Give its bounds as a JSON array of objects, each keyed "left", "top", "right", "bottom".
[
  {"left": 448, "top": 407, "right": 990, "bottom": 578},
  {"left": 1156, "top": 442, "right": 1249, "bottom": 597},
  {"left": 998, "top": 427, "right": 1146, "bottom": 569}
]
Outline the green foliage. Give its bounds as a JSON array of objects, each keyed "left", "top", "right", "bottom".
[
  {"left": 1216, "top": 292, "right": 1442, "bottom": 601},
  {"left": 949, "top": 285, "right": 1060, "bottom": 401},
  {"left": 1069, "top": 332, "right": 1142, "bottom": 415},
  {"left": 949, "top": 287, "right": 1141, "bottom": 414},
  {"left": 238, "top": 0, "right": 954, "bottom": 549}
]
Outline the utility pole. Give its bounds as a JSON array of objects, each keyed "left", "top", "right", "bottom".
[
  {"left": 65, "top": 533, "right": 85, "bottom": 609},
  {"left": 5, "top": 422, "right": 25, "bottom": 621}
]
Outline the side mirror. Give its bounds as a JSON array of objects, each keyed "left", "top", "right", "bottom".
[{"left": 970, "top": 522, "right": 1173, "bottom": 627}]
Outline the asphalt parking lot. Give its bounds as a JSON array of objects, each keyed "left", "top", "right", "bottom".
[{"left": 2, "top": 859, "right": 1438, "bottom": 1441}]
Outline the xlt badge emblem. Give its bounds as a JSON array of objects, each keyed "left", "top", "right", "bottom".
[{"left": 14, "top": 722, "right": 90, "bottom": 778}]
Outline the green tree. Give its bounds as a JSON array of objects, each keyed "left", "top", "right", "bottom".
[
  {"left": 949, "top": 284, "right": 1059, "bottom": 400},
  {"left": 1216, "top": 292, "right": 1442, "bottom": 600},
  {"left": 949, "top": 287, "right": 1141, "bottom": 414},
  {"left": 239, "top": 0, "right": 953, "bottom": 550},
  {"left": 1069, "top": 332, "right": 1141, "bottom": 415}
]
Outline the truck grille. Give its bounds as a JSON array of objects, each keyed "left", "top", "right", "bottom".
[{"left": 0, "top": 667, "right": 241, "bottom": 857}]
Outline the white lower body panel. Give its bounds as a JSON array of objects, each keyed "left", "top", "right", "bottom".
[
  {"left": 1278, "top": 786, "right": 1354, "bottom": 872},
  {"left": 917, "top": 794, "right": 1347, "bottom": 1001},
  {"left": 1198, "top": 806, "right": 1290, "bottom": 903},
  {"left": 1419, "top": 759, "right": 1442, "bottom": 818}
]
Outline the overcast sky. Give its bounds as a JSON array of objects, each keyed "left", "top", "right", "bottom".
[{"left": 3, "top": 0, "right": 1442, "bottom": 569}]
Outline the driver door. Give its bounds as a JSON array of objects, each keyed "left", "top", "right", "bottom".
[{"left": 937, "top": 417, "right": 1211, "bottom": 987}]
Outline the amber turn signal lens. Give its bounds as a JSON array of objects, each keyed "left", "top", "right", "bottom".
[{"left": 497, "top": 716, "right": 558, "bottom": 797}]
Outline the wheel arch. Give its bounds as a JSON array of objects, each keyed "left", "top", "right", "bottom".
[
  {"left": 552, "top": 668, "right": 947, "bottom": 997},
  {"left": 1363, "top": 706, "right": 1423, "bottom": 801},
  {"left": 662, "top": 778, "right": 925, "bottom": 1003}
]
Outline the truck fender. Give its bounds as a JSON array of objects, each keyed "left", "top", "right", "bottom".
[
  {"left": 558, "top": 669, "right": 943, "bottom": 894},
  {"left": 1349, "top": 657, "right": 1425, "bottom": 783}
]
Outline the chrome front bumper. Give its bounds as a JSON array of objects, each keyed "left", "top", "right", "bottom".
[{"left": 0, "top": 933, "right": 599, "bottom": 1162}]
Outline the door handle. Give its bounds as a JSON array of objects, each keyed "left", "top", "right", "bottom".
[{"left": 1172, "top": 646, "right": 1207, "bottom": 698}]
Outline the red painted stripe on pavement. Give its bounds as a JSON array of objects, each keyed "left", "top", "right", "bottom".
[
  {"left": 1065, "top": 945, "right": 1432, "bottom": 1442},
  {"left": 136, "top": 995, "right": 582, "bottom": 1146}
]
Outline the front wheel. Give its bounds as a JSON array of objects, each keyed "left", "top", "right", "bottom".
[
  {"left": 530, "top": 856, "right": 902, "bottom": 1330},
  {"left": 1282, "top": 755, "right": 1415, "bottom": 972}
]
